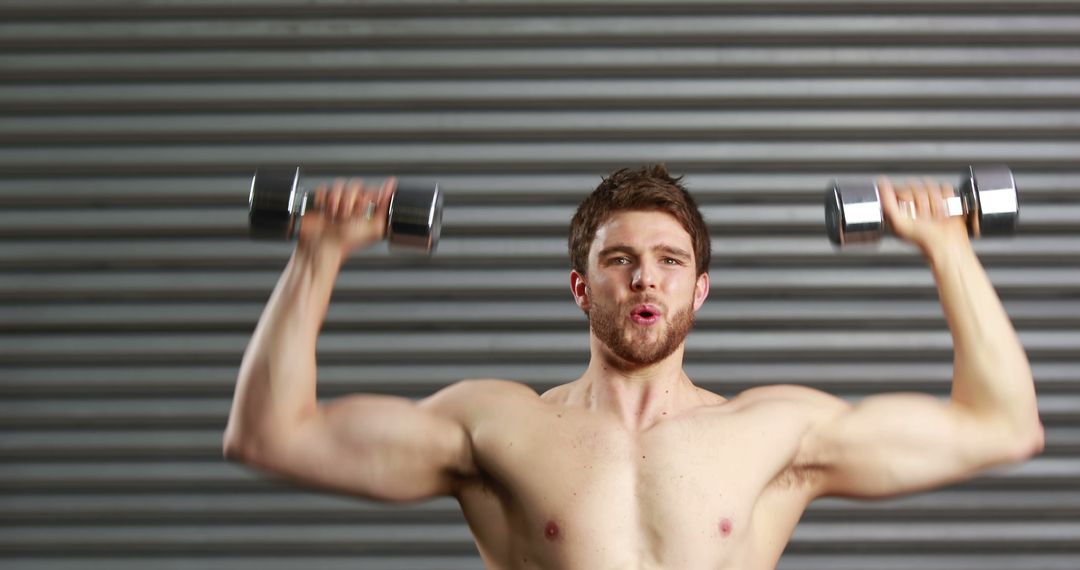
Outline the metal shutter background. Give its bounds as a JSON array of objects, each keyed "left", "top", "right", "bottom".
[{"left": 1, "top": 1, "right": 1078, "bottom": 568}]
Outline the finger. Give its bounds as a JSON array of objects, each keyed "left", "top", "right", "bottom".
[
  {"left": 360, "top": 189, "right": 380, "bottom": 222},
  {"left": 924, "top": 178, "right": 941, "bottom": 220},
  {"left": 342, "top": 179, "right": 364, "bottom": 219},
  {"left": 877, "top": 175, "right": 898, "bottom": 217},
  {"left": 894, "top": 180, "right": 916, "bottom": 219},
  {"left": 327, "top": 178, "right": 346, "bottom": 219},
  {"left": 879, "top": 176, "right": 913, "bottom": 237},
  {"left": 311, "top": 183, "right": 329, "bottom": 211},
  {"left": 908, "top": 178, "right": 930, "bottom": 220}
]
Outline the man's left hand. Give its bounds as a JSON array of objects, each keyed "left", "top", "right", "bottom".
[{"left": 878, "top": 176, "right": 971, "bottom": 254}]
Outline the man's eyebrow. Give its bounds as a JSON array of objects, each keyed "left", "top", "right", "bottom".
[
  {"left": 656, "top": 245, "right": 692, "bottom": 259},
  {"left": 597, "top": 244, "right": 692, "bottom": 259},
  {"left": 597, "top": 245, "right": 636, "bottom": 258}
]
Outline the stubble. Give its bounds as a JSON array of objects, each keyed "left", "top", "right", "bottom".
[{"left": 588, "top": 294, "right": 695, "bottom": 370}]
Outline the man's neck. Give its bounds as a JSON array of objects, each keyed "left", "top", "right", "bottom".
[{"left": 573, "top": 342, "right": 704, "bottom": 431}]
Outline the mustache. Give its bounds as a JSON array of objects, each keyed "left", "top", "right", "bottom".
[{"left": 627, "top": 296, "right": 663, "bottom": 309}]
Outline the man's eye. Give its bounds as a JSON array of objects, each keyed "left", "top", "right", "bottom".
[{"left": 663, "top": 258, "right": 682, "bottom": 265}]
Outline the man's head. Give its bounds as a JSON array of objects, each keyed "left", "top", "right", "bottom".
[
  {"left": 568, "top": 165, "right": 711, "bottom": 369},
  {"left": 568, "top": 164, "right": 711, "bottom": 278}
]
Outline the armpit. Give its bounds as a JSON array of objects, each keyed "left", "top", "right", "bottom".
[{"left": 768, "top": 463, "right": 826, "bottom": 491}]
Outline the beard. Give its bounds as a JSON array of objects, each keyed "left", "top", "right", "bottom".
[{"left": 588, "top": 293, "right": 695, "bottom": 370}]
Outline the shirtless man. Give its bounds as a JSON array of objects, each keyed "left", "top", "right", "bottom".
[{"left": 224, "top": 165, "right": 1044, "bottom": 569}]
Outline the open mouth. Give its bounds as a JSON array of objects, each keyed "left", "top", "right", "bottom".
[{"left": 631, "top": 304, "right": 662, "bottom": 325}]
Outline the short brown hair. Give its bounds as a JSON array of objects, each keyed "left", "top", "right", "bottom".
[{"left": 569, "top": 164, "right": 711, "bottom": 276}]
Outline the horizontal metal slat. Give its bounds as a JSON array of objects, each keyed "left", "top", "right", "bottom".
[
  {"left": 787, "top": 521, "right": 1080, "bottom": 550},
  {"left": 2, "top": 0, "right": 1080, "bottom": 18},
  {"left": 0, "top": 430, "right": 227, "bottom": 459},
  {"left": 0, "top": 399, "right": 228, "bottom": 427},
  {"left": 6, "top": 48, "right": 1080, "bottom": 82},
  {"left": 3, "top": 141, "right": 1078, "bottom": 177},
  {"left": 0, "top": 462, "right": 260, "bottom": 492},
  {"left": 4, "top": 79, "right": 1080, "bottom": 113},
  {"left": 0, "top": 524, "right": 477, "bottom": 555},
  {"left": 0, "top": 493, "right": 461, "bottom": 522},
  {"left": 3, "top": 16, "right": 1080, "bottom": 49},
  {"left": 7, "top": 110, "right": 1080, "bottom": 145}
]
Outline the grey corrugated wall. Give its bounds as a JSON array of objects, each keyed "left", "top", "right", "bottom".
[{"left": 1, "top": 1, "right": 1078, "bottom": 569}]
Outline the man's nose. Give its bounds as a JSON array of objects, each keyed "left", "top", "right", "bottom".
[{"left": 631, "top": 265, "right": 657, "bottom": 290}]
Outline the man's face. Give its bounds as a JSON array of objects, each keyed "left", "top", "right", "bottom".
[{"left": 572, "top": 210, "right": 709, "bottom": 369}]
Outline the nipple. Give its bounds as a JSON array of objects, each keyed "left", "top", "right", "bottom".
[
  {"left": 719, "top": 518, "right": 733, "bottom": 537},
  {"left": 544, "top": 520, "right": 560, "bottom": 541}
]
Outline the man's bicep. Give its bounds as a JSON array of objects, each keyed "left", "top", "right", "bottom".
[
  {"left": 267, "top": 389, "right": 476, "bottom": 503},
  {"left": 803, "top": 392, "right": 1023, "bottom": 499}
]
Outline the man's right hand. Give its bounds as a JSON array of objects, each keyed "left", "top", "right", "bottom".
[{"left": 298, "top": 177, "right": 397, "bottom": 258}]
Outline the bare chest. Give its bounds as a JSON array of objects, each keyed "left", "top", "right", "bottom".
[{"left": 460, "top": 407, "right": 811, "bottom": 569}]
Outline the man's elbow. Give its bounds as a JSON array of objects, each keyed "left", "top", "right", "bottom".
[
  {"left": 222, "top": 423, "right": 253, "bottom": 464},
  {"left": 222, "top": 417, "right": 274, "bottom": 466},
  {"left": 1006, "top": 420, "right": 1045, "bottom": 463},
  {"left": 222, "top": 413, "right": 305, "bottom": 471}
]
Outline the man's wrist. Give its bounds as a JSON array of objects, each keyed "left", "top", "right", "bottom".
[
  {"left": 295, "top": 238, "right": 350, "bottom": 271},
  {"left": 923, "top": 237, "right": 977, "bottom": 273}
]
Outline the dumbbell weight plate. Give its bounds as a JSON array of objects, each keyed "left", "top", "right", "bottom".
[
  {"left": 825, "top": 179, "right": 883, "bottom": 246},
  {"left": 388, "top": 180, "right": 443, "bottom": 253},
  {"left": 249, "top": 167, "right": 304, "bottom": 240},
  {"left": 965, "top": 165, "right": 1019, "bottom": 238}
]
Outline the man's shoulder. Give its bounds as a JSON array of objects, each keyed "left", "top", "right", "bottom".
[
  {"left": 423, "top": 378, "right": 540, "bottom": 412},
  {"left": 729, "top": 383, "right": 851, "bottom": 417}
]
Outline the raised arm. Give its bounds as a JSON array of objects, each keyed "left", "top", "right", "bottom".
[
  {"left": 795, "top": 176, "right": 1044, "bottom": 499},
  {"left": 223, "top": 177, "right": 476, "bottom": 502}
]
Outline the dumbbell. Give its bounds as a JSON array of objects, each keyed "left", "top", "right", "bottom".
[
  {"left": 825, "top": 165, "right": 1019, "bottom": 247},
  {"left": 248, "top": 167, "right": 443, "bottom": 254}
]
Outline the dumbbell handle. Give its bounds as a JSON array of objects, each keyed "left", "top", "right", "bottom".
[
  {"left": 895, "top": 195, "right": 966, "bottom": 219},
  {"left": 286, "top": 186, "right": 405, "bottom": 237}
]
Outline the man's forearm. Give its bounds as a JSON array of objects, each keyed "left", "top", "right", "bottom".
[
  {"left": 225, "top": 244, "right": 344, "bottom": 454},
  {"left": 928, "top": 241, "right": 1042, "bottom": 442}
]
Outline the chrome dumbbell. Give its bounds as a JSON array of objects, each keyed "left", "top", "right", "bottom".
[
  {"left": 248, "top": 166, "right": 443, "bottom": 254},
  {"left": 825, "top": 165, "right": 1019, "bottom": 247}
]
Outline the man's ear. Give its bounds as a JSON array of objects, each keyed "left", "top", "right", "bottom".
[
  {"left": 570, "top": 270, "right": 590, "bottom": 312},
  {"left": 693, "top": 272, "right": 710, "bottom": 312}
]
